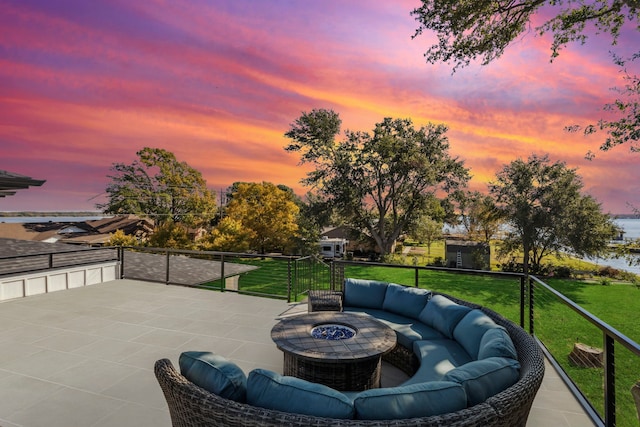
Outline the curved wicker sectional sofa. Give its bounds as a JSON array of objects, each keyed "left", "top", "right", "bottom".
[{"left": 155, "top": 279, "right": 545, "bottom": 427}]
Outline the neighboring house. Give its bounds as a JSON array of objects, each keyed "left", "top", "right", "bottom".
[
  {"left": 320, "top": 225, "right": 378, "bottom": 256},
  {"left": 445, "top": 240, "right": 490, "bottom": 270},
  {"left": 187, "top": 226, "right": 208, "bottom": 242},
  {"left": 0, "top": 215, "right": 154, "bottom": 246}
]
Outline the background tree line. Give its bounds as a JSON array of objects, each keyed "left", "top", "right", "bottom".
[{"left": 101, "top": 124, "right": 619, "bottom": 277}]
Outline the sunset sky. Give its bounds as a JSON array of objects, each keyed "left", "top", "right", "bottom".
[{"left": 1, "top": 0, "right": 639, "bottom": 214}]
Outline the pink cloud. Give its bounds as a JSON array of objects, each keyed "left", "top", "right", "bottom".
[{"left": 0, "top": 0, "right": 638, "bottom": 214}]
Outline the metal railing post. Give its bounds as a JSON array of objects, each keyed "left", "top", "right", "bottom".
[
  {"left": 529, "top": 276, "right": 535, "bottom": 335},
  {"left": 604, "top": 333, "right": 616, "bottom": 426},
  {"left": 220, "top": 254, "right": 225, "bottom": 292},
  {"left": 287, "top": 258, "right": 292, "bottom": 303},
  {"left": 414, "top": 267, "right": 419, "bottom": 287},
  {"left": 520, "top": 275, "right": 526, "bottom": 329},
  {"left": 165, "top": 251, "right": 170, "bottom": 285},
  {"left": 119, "top": 247, "right": 124, "bottom": 279}
]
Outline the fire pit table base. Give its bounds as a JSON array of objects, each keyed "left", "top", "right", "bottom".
[
  {"left": 271, "top": 312, "right": 397, "bottom": 391},
  {"left": 283, "top": 351, "right": 382, "bottom": 391}
]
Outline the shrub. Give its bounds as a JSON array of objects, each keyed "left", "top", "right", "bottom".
[
  {"left": 597, "top": 266, "right": 621, "bottom": 278},
  {"left": 552, "top": 266, "right": 573, "bottom": 279},
  {"left": 430, "top": 257, "right": 445, "bottom": 267}
]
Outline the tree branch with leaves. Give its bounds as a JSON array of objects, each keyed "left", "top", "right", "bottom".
[{"left": 285, "top": 109, "right": 470, "bottom": 257}]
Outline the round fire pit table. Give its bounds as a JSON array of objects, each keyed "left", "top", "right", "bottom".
[{"left": 271, "top": 312, "right": 397, "bottom": 391}]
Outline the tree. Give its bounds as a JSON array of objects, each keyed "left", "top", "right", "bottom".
[
  {"left": 453, "top": 190, "right": 504, "bottom": 243},
  {"left": 489, "top": 154, "right": 619, "bottom": 274},
  {"left": 99, "top": 147, "right": 217, "bottom": 227},
  {"left": 217, "top": 182, "right": 300, "bottom": 254},
  {"left": 409, "top": 215, "right": 443, "bottom": 258},
  {"left": 105, "top": 229, "right": 139, "bottom": 247},
  {"left": 285, "top": 109, "right": 470, "bottom": 257},
  {"left": 198, "top": 217, "right": 253, "bottom": 252},
  {"left": 411, "top": 0, "right": 639, "bottom": 152},
  {"left": 147, "top": 221, "right": 193, "bottom": 249},
  {"left": 569, "top": 55, "right": 640, "bottom": 155}
]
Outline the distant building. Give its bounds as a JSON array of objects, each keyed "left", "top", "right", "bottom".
[
  {"left": 0, "top": 215, "right": 154, "bottom": 246},
  {"left": 445, "top": 240, "right": 490, "bottom": 270}
]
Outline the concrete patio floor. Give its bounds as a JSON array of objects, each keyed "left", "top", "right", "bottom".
[{"left": 0, "top": 279, "right": 594, "bottom": 427}]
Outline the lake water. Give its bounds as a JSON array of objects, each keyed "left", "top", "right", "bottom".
[
  {"left": 588, "top": 218, "right": 640, "bottom": 275},
  {"left": 0, "top": 216, "right": 107, "bottom": 223}
]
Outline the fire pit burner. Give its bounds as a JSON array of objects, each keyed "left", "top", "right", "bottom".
[{"left": 310, "top": 324, "right": 356, "bottom": 340}]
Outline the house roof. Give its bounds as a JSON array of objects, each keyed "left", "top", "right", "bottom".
[
  {"left": 0, "top": 170, "right": 46, "bottom": 198},
  {"left": 0, "top": 215, "right": 153, "bottom": 244}
]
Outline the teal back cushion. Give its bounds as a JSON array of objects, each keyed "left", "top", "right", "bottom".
[
  {"left": 444, "top": 357, "right": 521, "bottom": 406},
  {"left": 453, "top": 310, "right": 499, "bottom": 359},
  {"left": 247, "top": 369, "right": 354, "bottom": 419},
  {"left": 382, "top": 284, "right": 431, "bottom": 320},
  {"left": 353, "top": 381, "right": 467, "bottom": 420},
  {"left": 419, "top": 295, "right": 471, "bottom": 338},
  {"left": 179, "top": 351, "right": 247, "bottom": 402},
  {"left": 478, "top": 327, "right": 518, "bottom": 360},
  {"left": 343, "top": 278, "right": 388, "bottom": 310}
]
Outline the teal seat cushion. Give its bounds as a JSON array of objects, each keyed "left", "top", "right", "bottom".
[
  {"left": 353, "top": 381, "right": 467, "bottom": 420},
  {"left": 453, "top": 310, "right": 500, "bottom": 359},
  {"left": 179, "top": 351, "right": 247, "bottom": 402},
  {"left": 419, "top": 295, "right": 472, "bottom": 338},
  {"left": 247, "top": 369, "right": 354, "bottom": 419},
  {"left": 382, "top": 284, "right": 432, "bottom": 320},
  {"left": 343, "top": 278, "right": 389, "bottom": 310},
  {"left": 403, "top": 339, "right": 472, "bottom": 385},
  {"left": 343, "top": 308, "right": 444, "bottom": 348},
  {"left": 444, "top": 357, "right": 521, "bottom": 406},
  {"left": 478, "top": 327, "right": 518, "bottom": 360}
]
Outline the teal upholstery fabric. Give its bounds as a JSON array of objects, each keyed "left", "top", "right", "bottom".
[
  {"left": 453, "top": 310, "right": 500, "bottom": 359},
  {"left": 403, "top": 339, "right": 472, "bottom": 385},
  {"left": 382, "top": 284, "right": 432, "bottom": 320},
  {"left": 419, "top": 294, "right": 472, "bottom": 338},
  {"left": 353, "top": 381, "right": 467, "bottom": 420},
  {"left": 343, "top": 307, "right": 444, "bottom": 348},
  {"left": 246, "top": 369, "right": 354, "bottom": 419},
  {"left": 343, "top": 278, "right": 388, "bottom": 310},
  {"left": 444, "top": 357, "right": 521, "bottom": 406},
  {"left": 179, "top": 351, "right": 247, "bottom": 402},
  {"left": 478, "top": 327, "right": 518, "bottom": 360}
]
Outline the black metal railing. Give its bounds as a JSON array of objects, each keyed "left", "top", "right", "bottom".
[
  {"left": 119, "top": 246, "right": 298, "bottom": 301},
  {"left": 530, "top": 275, "right": 640, "bottom": 427},
  {"left": 0, "top": 246, "right": 121, "bottom": 277}
]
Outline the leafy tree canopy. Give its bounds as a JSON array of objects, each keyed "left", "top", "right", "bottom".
[
  {"left": 99, "top": 147, "right": 217, "bottom": 228},
  {"left": 216, "top": 182, "right": 300, "bottom": 254},
  {"left": 412, "top": 0, "right": 637, "bottom": 69},
  {"left": 452, "top": 190, "right": 505, "bottom": 243},
  {"left": 105, "top": 229, "right": 139, "bottom": 247},
  {"left": 489, "top": 154, "right": 619, "bottom": 273},
  {"left": 198, "top": 216, "right": 253, "bottom": 253},
  {"left": 285, "top": 109, "right": 470, "bottom": 256},
  {"left": 411, "top": 0, "right": 639, "bottom": 152},
  {"left": 147, "top": 221, "right": 193, "bottom": 249}
]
